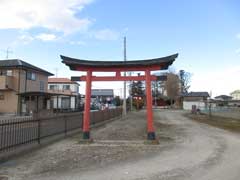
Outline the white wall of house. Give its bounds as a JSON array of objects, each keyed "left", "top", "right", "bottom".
[
  {"left": 53, "top": 96, "right": 61, "bottom": 108},
  {"left": 70, "top": 96, "right": 75, "bottom": 109},
  {"left": 183, "top": 101, "right": 207, "bottom": 110},
  {"left": 52, "top": 96, "right": 77, "bottom": 109}
]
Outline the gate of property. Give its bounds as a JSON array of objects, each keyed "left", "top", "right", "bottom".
[{"left": 61, "top": 53, "right": 178, "bottom": 140}]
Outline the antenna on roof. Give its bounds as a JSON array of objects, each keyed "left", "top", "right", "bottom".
[
  {"left": 1, "top": 47, "right": 13, "bottom": 59},
  {"left": 54, "top": 68, "right": 58, "bottom": 77}
]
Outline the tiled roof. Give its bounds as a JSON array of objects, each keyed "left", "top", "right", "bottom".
[
  {"left": 0, "top": 59, "right": 53, "bottom": 76},
  {"left": 61, "top": 53, "right": 178, "bottom": 70},
  {"left": 214, "top": 95, "right": 232, "bottom": 99},
  {"left": 181, "top": 91, "right": 210, "bottom": 97},
  {"left": 48, "top": 78, "right": 79, "bottom": 85}
]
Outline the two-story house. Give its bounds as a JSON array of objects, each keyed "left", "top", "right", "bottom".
[
  {"left": 48, "top": 78, "right": 80, "bottom": 110},
  {"left": 0, "top": 59, "right": 53, "bottom": 115}
]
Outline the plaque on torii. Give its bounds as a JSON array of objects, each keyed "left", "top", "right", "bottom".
[{"left": 61, "top": 53, "right": 178, "bottom": 140}]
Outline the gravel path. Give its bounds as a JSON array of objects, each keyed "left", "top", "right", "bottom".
[{"left": 1, "top": 110, "right": 240, "bottom": 180}]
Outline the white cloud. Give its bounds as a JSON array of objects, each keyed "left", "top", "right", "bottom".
[
  {"left": 236, "top": 48, "right": 240, "bottom": 54},
  {"left": 93, "top": 29, "right": 119, "bottom": 41},
  {"left": 0, "top": 0, "right": 93, "bottom": 34},
  {"left": 35, "top": 33, "right": 57, "bottom": 41},
  {"left": 190, "top": 66, "right": 240, "bottom": 97},
  {"left": 15, "top": 33, "right": 58, "bottom": 45},
  {"left": 69, "top": 40, "right": 86, "bottom": 45},
  {"left": 237, "top": 33, "right": 240, "bottom": 39},
  {"left": 18, "top": 34, "right": 34, "bottom": 44}
]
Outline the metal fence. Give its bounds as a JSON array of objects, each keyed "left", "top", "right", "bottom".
[
  {"left": 201, "top": 106, "right": 240, "bottom": 120},
  {"left": 0, "top": 108, "right": 122, "bottom": 153}
]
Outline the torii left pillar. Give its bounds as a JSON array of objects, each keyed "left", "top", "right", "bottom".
[
  {"left": 145, "top": 69, "right": 155, "bottom": 140},
  {"left": 83, "top": 70, "right": 92, "bottom": 139}
]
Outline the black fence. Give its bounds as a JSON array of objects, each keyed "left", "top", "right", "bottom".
[{"left": 0, "top": 108, "right": 122, "bottom": 153}]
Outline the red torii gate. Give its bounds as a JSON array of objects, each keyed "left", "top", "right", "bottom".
[{"left": 61, "top": 53, "right": 178, "bottom": 140}]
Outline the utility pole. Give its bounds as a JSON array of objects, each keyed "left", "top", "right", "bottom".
[
  {"left": 128, "top": 72, "right": 133, "bottom": 111},
  {"left": 122, "top": 37, "right": 127, "bottom": 116},
  {"left": 208, "top": 90, "right": 212, "bottom": 117}
]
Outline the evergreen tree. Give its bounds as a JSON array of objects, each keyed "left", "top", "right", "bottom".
[
  {"left": 130, "top": 80, "right": 145, "bottom": 110},
  {"left": 130, "top": 81, "right": 144, "bottom": 96}
]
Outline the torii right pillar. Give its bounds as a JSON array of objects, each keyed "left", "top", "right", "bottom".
[{"left": 145, "top": 69, "right": 156, "bottom": 140}]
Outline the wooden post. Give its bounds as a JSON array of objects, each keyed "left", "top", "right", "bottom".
[
  {"left": 57, "top": 96, "right": 59, "bottom": 112},
  {"left": 145, "top": 69, "right": 156, "bottom": 140},
  {"left": 37, "top": 118, "right": 41, "bottom": 144}
]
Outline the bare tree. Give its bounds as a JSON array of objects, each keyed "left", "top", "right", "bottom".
[
  {"left": 165, "top": 73, "right": 180, "bottom": 106},
  {"left": 179, "top": 70, "right": 191, "bottom": 94}
]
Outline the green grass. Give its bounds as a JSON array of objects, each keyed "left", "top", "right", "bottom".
[{"left": 185, "top": 113, "right": 240, "bottom": 133}]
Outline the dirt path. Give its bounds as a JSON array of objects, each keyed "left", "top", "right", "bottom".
[{"left": 1, "top": 110, "right": 240, "bottom": 180}]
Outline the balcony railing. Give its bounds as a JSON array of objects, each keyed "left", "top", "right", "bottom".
[
  {"left": 0, "top": 76, "right": 14, "bottom": 90},
  {"left": 48, "top": 89, "right": 78, "bottom": 96}
]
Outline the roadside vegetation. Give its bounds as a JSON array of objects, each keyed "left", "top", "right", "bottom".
[{"left": 186, "top": 113, "right": 240, "bottom": 133}]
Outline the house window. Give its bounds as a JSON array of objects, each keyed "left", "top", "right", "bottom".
[
  {"left": 40, "top": 81, "right": 44, "bottom": 91},
  {"left": 63, "top": 85, "right": 70, "bottom": 90},
  {"left": 6, "top": 70, "right": 13, "bottom": 76},
  {"left": 0, "top": 95, "right": 4, "bottom": 100},
  {"left": 49, "top": 85, "right": 57, "bottom": 90},
  {"left": 0, "top": 92, "right": 4, "bottom": 100},
  {"left": 0, "top": 69, "right": 11, "bottom": 76},
  {"left": 27, "top": 71, "right": 36, "bottom": 80},
  {"left": 32, "top": 73, "right": 36, "bottom": 80}
]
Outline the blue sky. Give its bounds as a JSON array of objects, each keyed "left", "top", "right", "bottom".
[{"left": 0, "top": 0, "right": 240, "bottom": 96}]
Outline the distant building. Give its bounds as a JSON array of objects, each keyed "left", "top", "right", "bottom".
[
  {"left": 230, "top": 90, "right": 240, "bottom": 100},
  {"left": 0, "top": 59, "right": 53, "bottom": 115},
  {"left": 181, "top": 91, "right": 209, "bottom": 110},
  {"left": 214, "top": 95, "right": 233, "bottom": 101},
  {"left": 48, "top": 78, "right": 80, "bottom": 110},
  {"left": 91, "top": 89, "right": 114, "bottom": 104},
  {"left": 214, "top": 95, "right": 233, "bottom": 106}
]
